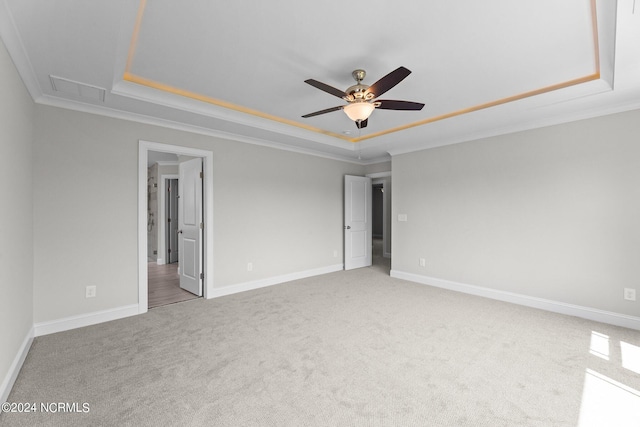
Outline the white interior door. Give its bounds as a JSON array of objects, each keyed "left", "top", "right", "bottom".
[
  {"left": 344, "top": 175, "right": 372, "bottom": 270},
  {"left": 178, "top": 158, "right": 203, "bottom": 296}
]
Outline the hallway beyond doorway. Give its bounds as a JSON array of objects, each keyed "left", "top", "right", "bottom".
[
  {"left": 370, "top": 237, "right": 390, "bottom": 275},
  {"left": 148, "top": 263, "right": 199, "bottom": 309}
]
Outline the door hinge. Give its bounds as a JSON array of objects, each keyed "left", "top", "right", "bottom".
[
  {"left": 199, "top": 171, "right": 203, "bottom": 179},
  {"left": 200, "top": 273, "right": 204, "bottom": 280},
  {"left": 167, "top": 186, "right": 171, "bottom": 192},
  {"left": 168, "top": 249, "right": 172, "bottom": 253},
  {"left": 200, "top": 222, "right": 204, "bottom": 229},
  {"left": 167, "top": 218, "right": 171, "bottom": 223}
]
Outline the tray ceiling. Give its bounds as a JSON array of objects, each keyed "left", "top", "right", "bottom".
[{"left": 1, "top": 0, "right": 639, "bottom": 162}]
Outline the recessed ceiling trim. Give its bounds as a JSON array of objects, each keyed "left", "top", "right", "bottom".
[
  {"left": 125, "top": 0, "right": 146, "bottom": 76},
  {"left": 123, "top": 71, "right": 353, "bottom": 142},
  {"left": 590, "top": 0, "right": 600, "bottom": 73},
  {"left": 353, "top": 72, "right": 601, "bottom": 143},
  {"left": 124, "top": 0, "right": 354, "bottom": 142},
  {"left": 348, "top": 0, "right": 603, "bottom": 143},
  {"left": 124, "top": 0, "right": 602, "bottom": 145}
]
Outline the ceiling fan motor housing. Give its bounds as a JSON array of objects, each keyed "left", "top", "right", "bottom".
[
  {"left": 344, "top": 84, "right": 374, "bottom": 102},
  {"left": 344, "top": 69, "right": 375, "bottom": 102}
]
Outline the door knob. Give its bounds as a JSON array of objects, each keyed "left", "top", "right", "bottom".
[
  {"left": 177, "top": 229, "right": 183, "bottom": 234},
  {"left": 344, "top": 226, "right": 351, "bottom": 229}
]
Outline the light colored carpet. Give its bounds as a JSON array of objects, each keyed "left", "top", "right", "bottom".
[{"left": 2, "top": 266, "right": 639, "bottom": 426}]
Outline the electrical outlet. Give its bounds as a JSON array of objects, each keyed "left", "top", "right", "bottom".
[
  {"left": 85, "top": 285, "right": 96, "bottom": 298},
  {"left": 419, "top": 258, "right": 426, "bottom": 267},
  {"left": 247, "top": 262, "right": 253, "bottom": 272},
  {"left": 624, "top": 288, "right": 636, "bottom": 301}
]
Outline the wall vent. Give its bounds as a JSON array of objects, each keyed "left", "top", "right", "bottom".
[{"left": 49, "top": 75, "right": 105, "bottom": 102}]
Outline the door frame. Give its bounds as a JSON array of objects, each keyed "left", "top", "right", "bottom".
[{"left": 138, "top": 140, "right": 214, "bottom": 314}]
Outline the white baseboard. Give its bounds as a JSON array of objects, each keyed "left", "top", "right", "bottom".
[
  {"left": 390, "top": 270, "right": 640, "bottom": 331},
  {"left": 34, "top": 304, "right": 140, "bottom": 337},
  {"left": 156, "top": 258, "right": 164, "bottom": 265},
  {"left": 1, "top": 326, "right": 34, "bottom": 404},
  {"left": 208, "top": 264, "right": 344, "bottom": 299}
]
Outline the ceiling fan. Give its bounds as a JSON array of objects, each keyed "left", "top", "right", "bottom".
[{"left": 302, "top": 66, "right": 425, "bottom": 129}]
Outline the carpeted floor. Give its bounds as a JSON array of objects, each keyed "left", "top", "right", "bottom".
[{"left": 2, "top": 255, "right": 639, "bottom": 426}]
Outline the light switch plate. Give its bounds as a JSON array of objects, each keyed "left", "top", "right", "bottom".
[
  {"left": 624, "top": 288, "right": 636, "bottom": 301},
  {"left": 86, "top": 285, "right": 96, "bottom": 298}
]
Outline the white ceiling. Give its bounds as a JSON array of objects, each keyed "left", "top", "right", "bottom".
[{"left": 1, "top": 0, "right": 639, "bottom": 163}]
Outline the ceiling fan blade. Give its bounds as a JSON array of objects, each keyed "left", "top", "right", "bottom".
[
  {"left": 301, "top": 105, "right": 344, "bottom": 118},
  {"left": 356, "top": 118, "right": 368, "bottom": 129},
  {"left": 304, "top": 79, "right": 346, "bottom": 99},
  {"left": 376, "top": 100, "right": 425, "bottom": 111},
  {"left": 366, "top": 66, "right": 412, "bottom": 98}
]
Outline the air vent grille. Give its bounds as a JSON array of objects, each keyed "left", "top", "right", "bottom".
[{"left": 49, "top": 75, "right": 105, "bottom": 102}]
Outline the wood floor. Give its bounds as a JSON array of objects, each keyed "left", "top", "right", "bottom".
[{"left": 148, "top": 262, "right": 200, "bottom": 309}]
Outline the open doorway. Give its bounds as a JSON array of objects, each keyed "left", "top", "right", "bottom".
[
  {"left": 146, "top": 157, "right": 200, "bottom": 308},
  {"left": 371, "top": 183, "right": 388, "bottom": 274},
  {"left": 138, "top": 141, "right": 214, "bottom": 315},
  {"left": 343, "top": 172, "right": 391, "bottom": 274},
  {"left": 370, "top": 173, "right": 391, "bottom": 274}
]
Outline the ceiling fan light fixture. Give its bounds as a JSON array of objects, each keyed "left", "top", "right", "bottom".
[{"left": 343, "top": 102, "right": 375, "bottom": 122}]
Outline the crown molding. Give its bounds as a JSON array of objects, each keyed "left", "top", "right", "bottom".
[
  {"left": 388, "top": 94, "right": 640, "bottom": 157},
  {"left": 111, "top": 80, "right": 355, "bottom": 152},
  {"left": 0, "top": 0, "right": 42, "bottom": 100},
  {"left": 35, "top": 94, "right": 372, "bottom": 165}
]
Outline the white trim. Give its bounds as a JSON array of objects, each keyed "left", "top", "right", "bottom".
[
  {"left": 36, "top": 95, "right": 367, "bottom": 164},
  {"left": 0, "top": 0, "right": 42, "bottom": 101},
  {"left": 367, "top": 171, "right": 392, "bottom": 179},
  {"left": 385, "top": 95, "right": 640, "bottom": 158},
  {"left": 390, "top": 270, "right": 640, "bottom": 331},
  {"left": 156, "top": 161, "right": 179, "bottom": 167},
  {"left": 139, "top": 141, "right": 215, "bottom": 314},
  {"left": 34, "top": 80, "right": 640, "bottom": 166},
  {"left": 208, "top": 264, "right": 343, "bottom": 299},
  {"left": 111, "top": 81, "right": 356, "bottom": 152},
  {"left": 0, "top": 327, "right": 34, "bottom": 404},
  {"left": 33, "top": 304, "right": 139, "bottom": 337}
]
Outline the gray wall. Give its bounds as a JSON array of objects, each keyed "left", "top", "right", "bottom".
[
  {"left": 0, "top": 38, "right": 34, "bottom": 396},
  {"left": 364, "top": 161, "right": 391, "bottom": 175},
  {"left": 392, "top": 109, "right": 640, "bottom": 316},
  {"left": 33, "top": 105, "right": 364, "bottom": 323}
]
